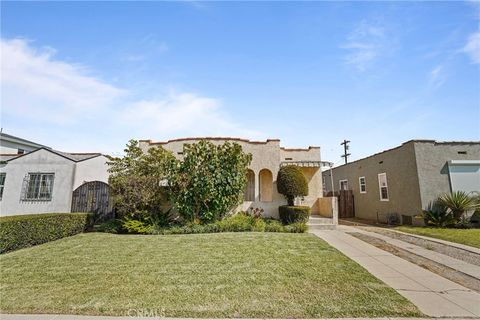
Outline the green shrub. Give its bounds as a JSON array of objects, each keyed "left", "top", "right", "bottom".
[
  {"left": 279, "top": 206, "right": 311, "bottom": 224},
  {"left": 277, "top": 166, "right": 308, "bottom": 206},
  {"left": 122, "top": 219, "right": 153, "bottom": 234},
  {"left": 96, "top": 219, "right": 124, "bottom": 234},
  {"left": 217, "top": 214, "right": 255, "bottom": 232},
  {"left": 252, "top": 218, "right": 267, "bottom": 232},
  {"left": 284, "top": 222, "right": 308, "bottom": 233},
  {"left": 0, "top": 213, "right": 92, "bottom": 253},
  {"left": 423, "top": 203, "right": 456, "bottom": 227},
  {"left": 264, "top": 219, "right": 285, "bottom": 232}
]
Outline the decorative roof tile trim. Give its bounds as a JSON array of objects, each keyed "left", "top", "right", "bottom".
[
  {"left": 281, "top": 147, "right": 320, "bottom": 151},
  {"left": 329, "top": 139, "right": 480, "bottom": 170},
  {"left": 140, "top": 137, "right": 281, "bottom": 145},
  {"left": 0, "top": 153, "right": 22, "bottom": 156}
]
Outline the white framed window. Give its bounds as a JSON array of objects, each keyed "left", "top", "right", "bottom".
[
  {"left": 378, "top": 173, "right": 389, "bottom": 201},
  {"left": 339, "top": 179, "right": 349, "bottom": 191},
  {"left": 0, "top": 173, "right": 5, "bottom": 200},
  {"left": 359, "top": 176, "right": 366, "bottom": 193},
  {"left": 22, "top": 173, "right": 55, "bottom": 201}
]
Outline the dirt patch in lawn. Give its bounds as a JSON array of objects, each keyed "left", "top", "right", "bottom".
[{"left": 347, "top": 232, "right": 480, "bottom": 293}]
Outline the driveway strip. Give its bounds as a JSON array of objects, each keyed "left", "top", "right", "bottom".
[{"left": 310, "top": 226, "right": 480, "bottom": 318}]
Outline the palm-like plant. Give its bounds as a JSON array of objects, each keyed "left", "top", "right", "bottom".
[{"left": 437, "top": 191, "right": 477, "bottom": 219}]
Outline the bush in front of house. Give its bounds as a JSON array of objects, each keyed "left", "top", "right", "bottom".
[
  {"left": 98, "top": 213, "right": 307, "bottom": 235},
  {"left": 279, "top": 205, "right": 311, "bottom": 224},
  {"left": 0, "top": 213, "right": 92, "bottom": 253},
  {"left": 277, "top": 165, "right": 308, "bottom": 206}
]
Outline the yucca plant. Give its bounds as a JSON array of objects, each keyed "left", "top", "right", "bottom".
[
  {"left": 437, "top": 191, "right": 477, "bottom": 219},
  {"left": 422, "top": 201, "right": 456, "bottom": 227}
]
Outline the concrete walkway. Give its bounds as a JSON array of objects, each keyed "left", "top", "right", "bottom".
[
  {"left": 311, "top": 226, "right": 480, "bottom": 318},
  {"left": 0, "top": 316, "right": 464, "bottom": 320},
  {"left": 349, "top": 227, "right": 480, "bottom": 280}
]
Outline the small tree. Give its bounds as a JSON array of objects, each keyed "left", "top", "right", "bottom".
[
  {"left": 107, "top": 140, "right": 174, "bottom": 221},
  {"left": 165, "top": 140, "right": 252, "bottom": 223},
  {"left": 277, "top": 165, "right": 308, "bottom": 206}
]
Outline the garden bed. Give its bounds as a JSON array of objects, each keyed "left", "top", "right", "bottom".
[{"left": 0, "top": 232, "right": 421, "bottom": 318}]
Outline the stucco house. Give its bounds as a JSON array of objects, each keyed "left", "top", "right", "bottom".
[
  {"left": 322, "top": 140, "right": 480, "bottom": 224},
  {"left": 0, "top": 142, "right": 110, "bottom": 217},
  {"left": 139, "top": 137, "right": 336, "bottom": 222}
]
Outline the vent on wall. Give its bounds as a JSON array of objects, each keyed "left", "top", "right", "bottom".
[
  {"left": 285, "top": 157, "right": 293, "bottom": 160},
  {"left": 458, "top": 151, "right": 467, "bottom": 155},
  {"left": 177, "top": 152, "right": 183, "bottom": 155}
]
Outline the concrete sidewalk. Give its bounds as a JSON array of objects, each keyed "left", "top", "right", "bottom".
[
  {"left": 311, "top": 226, "right": 480, "bottom": 318},
  {"left": 0, "top": 316, "right": 463, "bottom": 320}
]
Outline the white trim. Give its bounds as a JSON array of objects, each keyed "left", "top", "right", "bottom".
[
  {"left": 378, "top": 173, "right": 389, "bottom": 201},
  {"left": 359, "top": 176, "right": 366, "bottom": 194},
  {"left": 339, "top": 179, "right": 348, "bottom": 191}
]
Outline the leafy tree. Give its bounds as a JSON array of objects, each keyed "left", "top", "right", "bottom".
[
  {"left": 107, "top": 140, "right": 175, "bottom": 223},
  {"left": 164, "top": 140, "right": 252, "bottom": 223},
  {"left": 276, "top": 165, "right": 308, "bottom": 206}
]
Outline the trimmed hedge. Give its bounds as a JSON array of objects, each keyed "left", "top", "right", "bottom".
[
  {"left": 277, "top": 166, "right": 308, "bottom": 206},
  {"left": 279, "top": 206, "right": 311, "bottom": 224},
  {"left": 0, "top": 213, "right": 92, "bottom": 253}
]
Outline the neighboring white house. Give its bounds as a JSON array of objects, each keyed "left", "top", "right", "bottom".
[
  {"left": 0, "top": 132, "right": 50, "bottom": 155},
  {"left": 0, "top": 147, "right": 110, "bottom": 217}
]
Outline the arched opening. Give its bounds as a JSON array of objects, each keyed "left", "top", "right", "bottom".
[
  {"left": 259, "top": 169, "right": 273, "bottom": 202},
  {"left": 244, "top": 169, "right": 255, "bottom": 201},
  {"left": 71, "top": 181, "right": 112, "bottom": 221}
]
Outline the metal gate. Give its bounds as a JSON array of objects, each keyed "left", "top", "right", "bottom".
[{"left": 71, "top": 181, "right": 112, "bottom": 220}]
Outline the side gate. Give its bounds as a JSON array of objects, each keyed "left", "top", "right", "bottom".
[
  {"left": 327, "top": 190, "right": 355, "bottom": 218},
  {"left": 71, "top": 181, "right": 113, "bottom": 221}
]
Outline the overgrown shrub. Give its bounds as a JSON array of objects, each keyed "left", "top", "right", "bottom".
[
  {"left": 107, "top": 140, "right": 174, "bottom": 221},
  {"left": 284, "top": 222, "right": 308, "bottom": 233},
  {"left": 264, "top": 219, "right": 285, "bottom": 232},
  {"left": 0, "top": 213, "right": 92, "bottom": 253},
  {"left": 165, "top": 140, "right": 252, "bottom": 223},
  {"left": 277, "top": 166, "right": 308, "bottom": 206},
  {"left": 96, "top": 219, "right": 124, "bottom": 234},
  {"left": 152, "top": 214, "right": 307, "bottom": 235},
  {"left": 122, "top": 219, "right": 153, "bottom": 234},
  {"left": 279, "top": 206, "right": 311, "bottom": 224}
]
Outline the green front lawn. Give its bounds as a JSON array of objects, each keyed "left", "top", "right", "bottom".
[
  {"left": 396, "top": 226, "right": 480, "bottom": 248},
  {"left": 0, "top": 232, "right": 421, "bottom": 318}
]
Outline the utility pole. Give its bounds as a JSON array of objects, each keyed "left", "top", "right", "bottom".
[{"left": 340, "top": 139, "right": 351, "bottom": 164}]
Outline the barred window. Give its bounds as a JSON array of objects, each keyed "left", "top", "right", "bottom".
[
  {"left": 0, "top": 173, "right": 5, "bottom": 200},
  {"left": 22, "top": 173, "right": 55, "bottom": 201}
]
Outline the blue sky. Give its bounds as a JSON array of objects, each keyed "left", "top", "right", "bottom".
[{"left": 1, "top": 1, "right": 479, "bottom": 164}]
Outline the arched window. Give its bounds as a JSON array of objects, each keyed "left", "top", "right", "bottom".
[
  {"left": 244, "top": 169, "right": 255, "bottom": 201},
  {"left": 259, "top": 169, "right": 273, "bottom": 202}
]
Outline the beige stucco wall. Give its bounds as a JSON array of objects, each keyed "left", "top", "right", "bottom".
[
  {"left": 139, "top": 138, "right": 323, "bottom": 218},
  {"left": 414, "top": 142, "right": 480, "bottom": 209},
  {"left": 323, "top": 140, "right": 480, "bottom": 223},
  {"left": 323, "top": 141, "right": 422, "bottom": 221}
]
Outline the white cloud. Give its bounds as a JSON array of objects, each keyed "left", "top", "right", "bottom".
[
  {"left": 1, "top": 38, "right": 259, "bottom": 153},
  {"left": 341, "top": 21, "right": 386, "bottom": 71},
  {"left": 1, "top": 38, "right": 125, "bottom": 124},
  {"left": 428, "top": 65, "right": 446, "bottom": 89},
  {"left": 120, "top": 93, "right": 259, "bottom": 138},
  {"left": 463, "top": 32, "right": 480, "bottom": 64}
]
